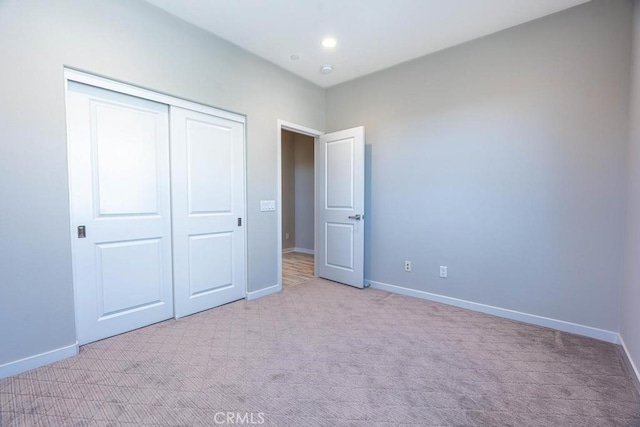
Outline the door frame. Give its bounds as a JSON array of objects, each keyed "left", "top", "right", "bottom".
[
  {"left": 64, "top": 68, "right": 249, "bottom": 340},
  {"left": 276, "top": 120, "right": 324, "bottom": 289}
]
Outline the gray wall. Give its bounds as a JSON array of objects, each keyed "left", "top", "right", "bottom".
[
  {"left": 0, "top": 0, "right": 324, "bottom": 366},
  {"left": 281, "top": 130, "right": 296, "bottom": 250},
  {"left": 326, "top": 0, "right": 631, "bottom": 331},
  {"left": 623, "top": 0, "right": 640, "bottom": 381},
  {"left": 294, "top": 134, "right": 315, "bottom": 251}
]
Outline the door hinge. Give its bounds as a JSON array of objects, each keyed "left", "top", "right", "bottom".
[
  {"left": 237, "top": 218, "right": 242, "bottom": 227},
  {"left": 77, "top": 225, "right": 86, "bottom": 238}
]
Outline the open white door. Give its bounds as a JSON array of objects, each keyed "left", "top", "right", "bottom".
[
  {"left": 171, "top": 107, "right": 246, "bottom": 318},
  {"left": 67, "top": 82, "right": 174, "bottom": 345},
  {"left": 316, "top": 126, "right": 365, "bottom": 288}
]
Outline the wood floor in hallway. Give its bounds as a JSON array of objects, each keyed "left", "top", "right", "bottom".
[{"left": 282, "top": 251, "right": 314, "bottom": 288}]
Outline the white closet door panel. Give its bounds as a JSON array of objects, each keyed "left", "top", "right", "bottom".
[
  {"left": 171, "top": 107, "right": 246, "bottom": 318},
  {"left": 67, "top": 81, "right": 174, "bottom": 345}
]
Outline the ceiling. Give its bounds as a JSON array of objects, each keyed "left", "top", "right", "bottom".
[{"left": 146, "top": 0, "right": 591, "bottom": 88}]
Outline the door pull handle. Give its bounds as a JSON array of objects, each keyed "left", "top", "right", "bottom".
[{"left": 348, "top": 214, "right": 362, "bottom": 220}]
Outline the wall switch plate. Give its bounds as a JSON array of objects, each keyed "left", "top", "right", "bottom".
[
  {"left": 260, "top": 200, "right": 276, "bottom": 212},
  {"left": 404, "top": 261, "right": 412, "bottom": 272},
  {"left": 285, "top": 233, "right": 290, "bottom": 240},
  {"left": 440, "top": 266, "right": 448, "bottom": 278}
]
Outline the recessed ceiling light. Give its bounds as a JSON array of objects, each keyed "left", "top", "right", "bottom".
[
  {"left": 320, "top": 65, "right": 333, "bottom": 74},
  {"left": 290, "top": 54, "right": 299, "bottom": 61},
  {"left": 321, "top": 37, "right": 337, "bottom": 48}
]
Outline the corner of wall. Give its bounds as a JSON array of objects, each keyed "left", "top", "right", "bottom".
[
  {"left": 618, "top": 334, "right": 640, "bottom": 396},
  {"left": 620, "top": 0, "right": 640, "bottom": 399}
]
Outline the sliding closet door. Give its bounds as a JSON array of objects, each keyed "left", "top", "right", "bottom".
[
  {"left": 67, "top": 81, "right": 174, "bottom": 345},
  {"left": 170, "top": 107, "right": 246, "bottom": 318}
]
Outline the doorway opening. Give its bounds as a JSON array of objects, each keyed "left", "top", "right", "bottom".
[
  {"left": 277, "top": 121, "right": 324, "bottom": 289},
  {"left": 281, "top": 129, "right": 315, "bottom": 287},
  {"left": 277, "top": 120, "right": 365, "bottom": 290}
]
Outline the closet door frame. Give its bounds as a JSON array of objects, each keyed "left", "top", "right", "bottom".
[{"left": 64, "top": 68, "right": 248, "bottom": 338}]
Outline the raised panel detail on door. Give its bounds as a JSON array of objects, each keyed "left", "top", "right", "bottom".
[
  {"left": 326, "top": 138, "right": 354, "bottom": 209},
  {"left": 188, "top": 233, "right": 233, "bottom": 296},
  {"left": 93, "top": 102, "right": 161, "bottom": 217},
  {"left": 97, "top": 238, "right": 163, "bottom": 317},
  {"left": 317, "top": 127, "right": 365, "bottom": 288},
  {"left": 172, "top": 107, "right": 246, "bottom": 318},
  {"left": 187, "top": 119, "right": 233, "bottom": 214},
  {"left": 325, "top": 223, "right": 354, "bottom": 271},
  {"left": 67, "top": 81, "right": 174, "bottom": 345}
]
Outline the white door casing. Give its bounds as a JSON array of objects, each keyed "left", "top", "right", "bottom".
[
  {"left": 171, "top": 107, "right": 246, "bottom": 318},
  {"left": 316, "top": 126, "right": 365, "bottom": 288},
  {"left": 67, "top": 81, "right": 174, "bottom": 345}
]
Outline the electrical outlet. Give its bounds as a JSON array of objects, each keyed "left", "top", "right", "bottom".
[
  {"left": 285, "top": 233, "right": 290, "bottom": 240},
  {"left": 404, "top": 261, "right": 412, "bottom": 272},
  {"left": 439, "top": 266, "right": 448, "bottom": 278}
]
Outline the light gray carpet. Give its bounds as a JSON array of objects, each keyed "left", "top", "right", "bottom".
[{"left": 1, "top": 278, "right": 639, "bottom": 426}]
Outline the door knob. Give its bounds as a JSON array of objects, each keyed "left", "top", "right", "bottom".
[{"left": 348, "top": 214, "right": 362, "bottom": 220}]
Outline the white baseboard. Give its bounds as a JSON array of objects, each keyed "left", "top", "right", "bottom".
[
  {"left": 367, "top": 280, "right": 619, "bottom": 343},
  {"left": 0, "top": 342, "right": 78, "bottom": 379},
  {"left": 293, "top": 247, "right": 314, "bottom": 255},
  {"left": 282, "top": 247, "right": 314, "bottom": 255},
  {"left": 618, "top": 334, "right": 640, "bottom": 388},
  {"left": 246, "top": 284, "right": 281, "bottom": 300}
]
